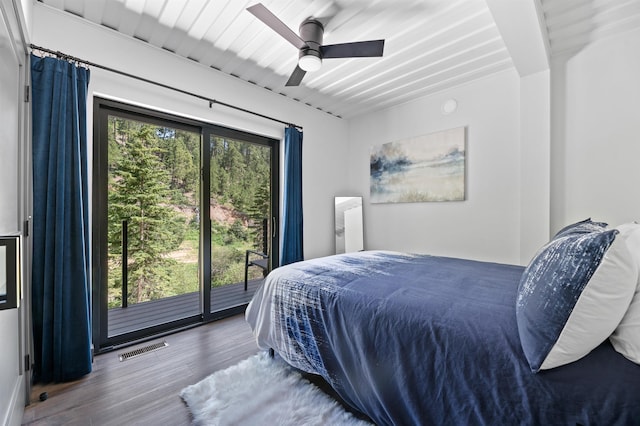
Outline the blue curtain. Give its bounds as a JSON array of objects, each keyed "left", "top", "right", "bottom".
[
  {"left": 31, "top": 54, "right": 92, "bottom": 383},
  {"left": 281, "top": 126, "right": 304, "bottom": 265}
]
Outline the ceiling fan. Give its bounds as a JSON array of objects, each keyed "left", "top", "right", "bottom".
[{"left": 246, "top": 3, "right": 385, "bottom": 86}]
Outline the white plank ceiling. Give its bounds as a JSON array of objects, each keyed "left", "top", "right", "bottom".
[{"left": 36, "top": 0, "right": 640, "bottom": 119}]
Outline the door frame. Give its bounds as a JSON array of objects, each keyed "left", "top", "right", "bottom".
[
  {"left": 202, "top": 126, "right": 279, "bottom": 321},
  {"left": 92, "top": 97, "right": 279, "bottom": 352}
]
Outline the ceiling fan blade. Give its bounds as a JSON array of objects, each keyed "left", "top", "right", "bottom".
[
  {"left": 285, "top": 65, "right": 306, "bottom": 86},
  {"left": 320, "top": 40, "right": 385, "bottom": 58},
  {"left": 246, "top": 3, "right": 307, "bottom": 50}
]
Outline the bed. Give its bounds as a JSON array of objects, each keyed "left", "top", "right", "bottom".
[{"left": 245, "top": 222, "right": 640, "bottom": 425}]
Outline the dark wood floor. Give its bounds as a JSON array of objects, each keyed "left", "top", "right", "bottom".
[{"left": 22, "top": 314, "right": 260, "bottom": 425}]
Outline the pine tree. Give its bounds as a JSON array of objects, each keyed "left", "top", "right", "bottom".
[
  {"left": 157, "top": 128, "right": 199, "bottom": 194},
  {"left": 243, "top": 144, "right": 271, "bottom": 252},
  {"left": 209, "top": 136, "right": 226, "bottom": 203},
  {"left": 108, "top": 124, "right": 182, "bottom": 304}
]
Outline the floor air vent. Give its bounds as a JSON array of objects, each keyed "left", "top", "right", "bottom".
[{"left": 118, "top": 340, "right": 169, "bottom": 362}]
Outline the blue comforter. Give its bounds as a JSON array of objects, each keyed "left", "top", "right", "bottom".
[{"left": 245, "top": 251, "right": 640, "bottom": 425}]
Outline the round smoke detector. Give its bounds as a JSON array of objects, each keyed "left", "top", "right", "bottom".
[{"left": 441, "top": 99, "right": 458, "bottom": 115}]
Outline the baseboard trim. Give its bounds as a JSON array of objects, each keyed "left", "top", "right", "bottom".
[{"left": 4, "top": 376, "right": 25, "bottom": 426}]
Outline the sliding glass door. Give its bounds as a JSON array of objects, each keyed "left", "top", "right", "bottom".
[
  {"left": 93, "top": 99, "right": 279, "bottom": 351},
  {"left": 205, "top": 129, "right": 278, "bottom": 316}
]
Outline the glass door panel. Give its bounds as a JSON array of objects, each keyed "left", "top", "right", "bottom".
[
  {"left": 208, "top": 134, "right": 274, "bottom": 313},
  {"left": 106, "top": 115, "right": 201, "bottom": 337}
]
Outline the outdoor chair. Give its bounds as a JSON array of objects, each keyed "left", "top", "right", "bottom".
[{"left": 244, "top": 250, "right": 269, "bottom": 291}]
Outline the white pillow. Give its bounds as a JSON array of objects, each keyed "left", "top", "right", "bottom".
[
  {"left": 610, "top": 222, "right": 640, "bottom": 364},
  {"left": 517, "top": 227, "right": 637, "bottom": 372}
]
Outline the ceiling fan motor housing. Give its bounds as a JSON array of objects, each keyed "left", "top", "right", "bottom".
[{"left": 299, "top": 19, "right": 324, "bottom": 59}]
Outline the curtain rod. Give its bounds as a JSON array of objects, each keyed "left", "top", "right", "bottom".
[{"left": 29, "top": 44, "right": 302, "bottom": 131}]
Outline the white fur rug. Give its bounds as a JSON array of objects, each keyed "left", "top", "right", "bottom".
[{"left": 180, "top": 352, "right": 371, "bottom": 426}]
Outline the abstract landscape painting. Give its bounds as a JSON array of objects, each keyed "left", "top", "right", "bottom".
[{"left": 370, "top": 127, "right": 466, "bottom": 203}]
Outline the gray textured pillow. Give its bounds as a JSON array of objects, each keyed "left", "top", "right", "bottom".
[{"left": 552, "top": 217, "right": 608, "bottom": 239}]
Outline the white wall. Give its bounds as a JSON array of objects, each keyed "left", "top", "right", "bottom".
[
  {"left": 347, "top": 26, "right": 640, "bottom": 266},
  {"left": 348, "top": 70, "right": 523, "bottom": 265},
  {"left": 0, "top": 0, "right": 28, "bottom": 424},
  {"left": 0, "top": 310, "right": 21, "bottom": 426},
  {"left": 18, "top": 0, "right": 30, "bottom": 41},
  {"left": 519, "top": 70, "right": 550, "bottom": 263},
  {"left": 32, "top": 4, "right": 350, "bottom": 261},
  {"left": 550, "top": 27, "right": 640, "bottom": 231},
  {"left": 0, "top": 11, "right": 20, "bottom": 232}
]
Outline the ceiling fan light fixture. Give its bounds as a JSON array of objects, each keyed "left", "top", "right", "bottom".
[{"left": 299, "top": 54, "right": 322, "bottom": 72}]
